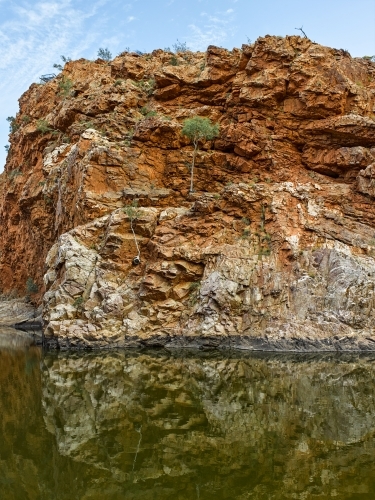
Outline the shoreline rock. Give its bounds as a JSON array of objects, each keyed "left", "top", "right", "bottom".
[{"left": 2, "top": 36, "right": 375, "bottom": 350}]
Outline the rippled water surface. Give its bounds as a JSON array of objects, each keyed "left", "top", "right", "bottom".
[{"left": 1, "top": 345, "right": 375, "bottom": 499}]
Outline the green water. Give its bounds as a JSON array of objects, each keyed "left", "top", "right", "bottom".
[{"left": 1, "top": 345, "right": 375, "bottom": 499}]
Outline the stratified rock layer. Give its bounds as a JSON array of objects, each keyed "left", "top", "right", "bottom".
[{"left": 2, "top": 36, "right": 375, "bottom": 348}]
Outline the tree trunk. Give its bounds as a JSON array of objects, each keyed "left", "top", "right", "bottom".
[
  {"left": 130, "top": 218, "right": 140, "bottom": 258},
  {"left": 190, "top": 141, "right": 198, "bottom": 193}
]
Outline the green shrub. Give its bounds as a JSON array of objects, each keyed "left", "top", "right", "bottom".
[
  {"left": 80, "top": 119, "right": 94, "bottom": 129},
  {"left": 8, "top": 169, "right": 22, "bottom": 181},
  {"left": 58, "top": 76, "right": 74, "bottom": 97},
  {"left": 123, "top": 200, "right": 141, "bottom": 221},
  {"left": 97, "top": 47, "right": 112, "bottom": 61},
  {"left": 258, "top": 247, "right": 271, "bottom": 257},
  {"left": 173, "top": 40, "right": 189, "bottom": 53},
  {"left": 6, "top": 116, "right": 18, "bottom": 133},
  {"left": 118, "top": 47, "right": 130, "bottom": 56},
  {"left": 169, "top": 56, "right": 179, "bottom": 66},
  {"left": 189, "top": 281, "right": 201, "bottom": 291},
  {"left": 53, "top": 55, "right": 72, "bottom": 71},
  {"left": 188, "top": 280, "right": 201, "bottom": 306},
  {"left": 73, "top": 296, "right": 84, "bottom": 309},
  {"left": 36, "top": 119, "right": 52, "bottom": 134},
  {"left": 26, "top": 278, "right": 38, "bottom": 295},
  {"left": 140, "top": 106, "right": 157, "bottom": 117},
  {"left": 135, "top": 78, "right": 156, "bottom": 96}
]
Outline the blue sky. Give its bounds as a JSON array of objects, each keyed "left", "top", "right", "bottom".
[{"left": 1, "top": 0, "right": 375, "bottom": 170}]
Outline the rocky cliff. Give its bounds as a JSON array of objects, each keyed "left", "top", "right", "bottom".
[{"left": 2, "top": 35, "right": 375, "bottom": 349}]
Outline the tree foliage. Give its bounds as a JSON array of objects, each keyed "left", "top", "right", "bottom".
[
  {"left": 181, "top": 116, "right": 220, "bottom": 192},
  {"left": 172, "top": 40, "right": 189, "bottom": 53},
  {"left": 6, "top": 116, "right": 18, "bottom": 133},
  {"left": 182, "top": 116, "right": 219, "bottom": 145},
  {"left": 53, "top": 55, "right": 72, "bottom": 72},
  {"left": 97, "top": 47, "right": 112, "bottom": 61}
]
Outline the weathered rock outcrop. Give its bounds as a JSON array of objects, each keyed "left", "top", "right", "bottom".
[
  {"left": 0, "top": 298, "right": 38, "bottom": 327},
  {"left": 2, "top": 36, "right": 375, "bottom": 348}
]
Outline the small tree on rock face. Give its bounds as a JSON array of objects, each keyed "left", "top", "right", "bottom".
[{"left": 181, "top": 116, "right": 220, "bottom": 193}]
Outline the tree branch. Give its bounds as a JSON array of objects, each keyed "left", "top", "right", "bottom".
[{"left": 295, "top": 26, "right": 308, "bottom": 38}]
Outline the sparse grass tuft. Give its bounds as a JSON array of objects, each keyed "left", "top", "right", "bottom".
[
  {"left": 73, "top": 296, "right": 84, "bottom": 309},
  {"left": 36, "top": 119, "right": 52, "bottom": 134},
  {"left": 140, "top": 106, "right": 157, "bottom": 118},
  {"left": 58, "top": 76, "right": 74, "bottom": 97},
  {"left": 8, "top": 169, "right": 22, "bottom": 181},
  {"left": 134, "top": 78, "right": 156, "bottom": 96}
]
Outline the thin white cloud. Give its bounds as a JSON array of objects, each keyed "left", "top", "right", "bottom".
[
  {"left": 187, "top": 8, "right": 236, "bottom": 51},
  {"left": 127, "top": 16, "right": 136, "bottom": 22}
]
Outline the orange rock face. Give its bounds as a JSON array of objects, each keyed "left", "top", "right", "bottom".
[{"left": 2, "top": 36, "right": 375, "bottom": 349}]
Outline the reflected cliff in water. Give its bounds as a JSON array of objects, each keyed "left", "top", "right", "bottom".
[{"left": 2, "top": 348, "right": 375, "bottom": 499}]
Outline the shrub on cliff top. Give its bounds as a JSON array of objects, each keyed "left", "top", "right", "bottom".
[
  {"left": 6, "top": 116, "right": 18, "bottom": 134},
  {"left": 97, "top": 47, "right": 112, "bottom": 61},
  {"left": 53, "top": 55, "right": 72, "bottom": 72},
  {"left": 181, "top": 116, "right": 220, "bottom": 193},
  {"left": 173, "top": 40, "right": 189, "bottom": 53}
]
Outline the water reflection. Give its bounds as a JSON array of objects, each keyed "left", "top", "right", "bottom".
[{"left": 2, "top": 349, "right": 375, "bottom": 499}]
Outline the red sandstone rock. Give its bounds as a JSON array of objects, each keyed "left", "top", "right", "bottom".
[{"left": 2, "top": 36, "right": 375, "bottom": 349}]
